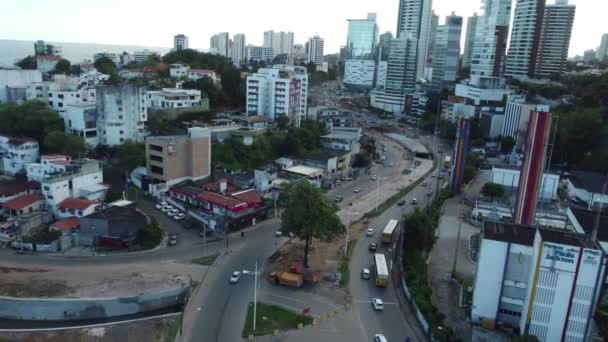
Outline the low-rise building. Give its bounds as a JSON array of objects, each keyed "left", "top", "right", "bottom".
[
  {"left": 491, "top": 166, "right": 559, "bottom": 201},
  {"left": 78, "top": 206, "right": 147, "bottom": 248},
  {"left": 56, "top": 197, "right": 100, "bottom": 218},
  {"left": 50, "top": 217, "right": 80, "bottom": 235},
  {"left": 441, "top": 96, "right": 475, "bottom": 122},
  {"left": 26, "top": 154, "right": 72, "bottom": 182},
  {"left": 146, "top": 88, "right": 209, "bottom": 118},
  {"left": 0, "top": 180, "right": 40, "bottom": 205},
  {"left": 455, "top": 77, "right": 512, "bottom": 107},
  {"left": 472, "top": 221, "right": 605, "bottom": 342},
  {"left": 0, "top": 136, "right": 40, "bottom": 176},
  {"left": 169, "top": 64, "right": 221, "bottom": 84},
  {"left": 566, "top": 171, "right": 608, "bottom": 209},
  {"left": 96, "top": 84, "right": 147, "bottom": 146},
  {"left": 36, "top": 55, "right": 62, "bottom": 73},
  {"left": 1, "top": 193, "right": 45, "bottom": 217},
  {"left": 145, "top": 127, "right": 211, "bottom": 192},
  {"left": 62, "top": 104, "right": 99, "bottom": 146},
  {"left": 283, "top": 165, "right": 324, "bottom": 187},
  {"left": 0, "top": 68, "right": 42, "bottom": 103},
  {"left": 320, "top": 127, "right": 361, "bottom": 153},
  {"left": 254, "top": 166, "right": 278, "bottom": 194}
]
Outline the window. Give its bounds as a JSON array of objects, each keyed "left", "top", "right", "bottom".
[
  {"left": 150, "top": 155, "right": 163, "bottom": 163},
  {"left": 149, "top": 144, "right": 163, "bottom": 152},
  {"left": 150, "top": 165, "right": 163, "bottom": 175}
]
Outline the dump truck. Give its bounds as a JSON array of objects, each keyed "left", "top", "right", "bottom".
[{"left": 270, "top": 271, "right": 304, "bottom": 287}]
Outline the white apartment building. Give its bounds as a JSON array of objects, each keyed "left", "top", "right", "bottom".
[
  {"left": 26, "top": 75, "right": 97, "bottom": 113},
  {"left": 0, "top": 136, "right": 40, "bottom": 176},
  {"left": 26, "top": 154, "right": 72, "bottom": 182},
  {"left": 472, "top": 222, "right": 605, "bottom": 342},
  {"left": 36, "top": 55, "right": 62, "bottom": 74},
  {"left": 0, "top": 68, "right": 42, "bottom": 103},
  {"left": 40, "top": 159, "right": 107, "bottom": 216},
  {"left": 132, "top": 50, "right": 157, "bottom": 64},
  {"left": 146, "top": 88, "right": 202, "bottom": 109},
  {"left": 306, "top": 36, "right": 325, "bottom": 71},
  {"left": 169, "top": 64, "right": 221, "bottom": 84},
  {"left": 246, "top": 65, "right": 308, "bottom": 127},
  {"left": 502, "top": 94, "right": 538, "bottom": 139},
  {"left": 231, "top": 34, "right": 246, "bottom": 66},
  {"left": 62, "top": 103, "right": 99, "bottom": 146},
  {"left": 210, "top": 32, "right": 230, "bottom": 58},
  {"left": 96, "top": 85, "right": 147, "bottom": 146},
  {"left": 263, "top": 31, "right": 295, "bottom": 57},
  {"left": 174, "top": 34, "right": 189, "bottom": 51},
  {"left": 246, "top": 46, "right": 274, "bottom": 62}
]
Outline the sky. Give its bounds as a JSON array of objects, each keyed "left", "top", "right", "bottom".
[{"left": 1, "top": 0, "right": 606, "bottom": 57}]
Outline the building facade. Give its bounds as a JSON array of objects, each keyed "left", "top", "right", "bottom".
[
  {"left": 62, "top": 104, "right": 99, "bottom": 146},
  {"left": 431, "top": 13, "right": 463, "bottom": 86},
  {"left": 505, "top": 0, "right": 546, "bottom": 79},
  {"left": 96, "top": 85, "right": 147, "bottom": 146},
  {"left": 470, "top": 0, "right": 512, "bottom": 79},
  {"left": 231, "top": 34, "right": 246, "bottom": 66},
  {"left": 246, "top": 46, "right": 274, "bottom": 62},
  {"left": 533, "top": 0, "right": 576, "bottom": 79},
  {"left": 174, "top": 34, "right": 189, "bottom": 51},
  {"left": 397, "top": 0, "right": 433, "bottom": 81},
  {"left": 0, "top": 69, "right": 42, "bottom": 103},
  {"left": 598, "top": 34, "right": 608, "bottom": 62},
  {"left": 210, "top": 32, "right": 230, "bottom": 58},
  {"left": 462, "top": 13, "right": 479, "bottom": 69},
  {"left": 0, "top": 136, "right": 40, "bottom": 176},
  {"left": 306, "top": 36, "right": 325, "bottom": 72}
]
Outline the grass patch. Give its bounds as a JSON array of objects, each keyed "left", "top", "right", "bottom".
[
  {"left": 0, "top": 280, "right": 71, "bottom": 298},
  {"left": 242, "top": 302, "right": 313, "bottom": 337},
  {"left": 159, "top": 318, "right": 180, "bottom": 342},
  {"left": 338, "top": 239, "right": 357, "bottom": 287},
  {"left": 192, "top": 253, "right": 220, "bottom": 266}
]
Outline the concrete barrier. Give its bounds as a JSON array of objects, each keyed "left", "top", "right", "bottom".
[{"left": 0, "top": 286, "right": 189, "bottom": 321}]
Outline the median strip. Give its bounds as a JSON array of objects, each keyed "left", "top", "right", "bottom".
[{"left": 241, "top": 302, "right": 313, "bottom": 338}]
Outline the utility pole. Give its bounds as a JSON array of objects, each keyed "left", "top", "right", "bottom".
[{"left": 243, "top": 260, "right": 260, "bottom": 332}]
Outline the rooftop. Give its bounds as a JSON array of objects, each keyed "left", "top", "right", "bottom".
[
  {"left": 0, "top": 181, "right": 39, "bottom": 196},
  {"left": 230, "top": 189, "right": 263, "bottom": 204},
  {"left": 284, "top": 165, "right": 324, "bottom": 177},
  {"left": 58, "top": 198, "right": 97, "bottom": 211},
  {"left": 567, "top": 171, "right": 606, "bottom": 194},
  {"left": 569, "top": 208, "right": 608, "bottom": 243},
  {"left": 2, "top": 193, "right": 44, "bottom": 210},
  {"left": 7, "top": 137, "right": 37, "bottom": 146},
  {"left": 84, "top": 206, "right": 145, "bottom": 222},
  {"left": 483, "top": 221, "right": 536, "bottom": 246},
  {"left": 51, "top": 217, "right": 80, "bottom": 232},
  {"left": 196, "top": 191, "right": 248, "bottom": 211}
]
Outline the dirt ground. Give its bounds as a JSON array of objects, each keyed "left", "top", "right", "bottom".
[
  {"left": 0, "top": 263, "right": 202, "bottom": 298},
  {"left": 0, "top": 316, "right": 180, "bottom": 342}
]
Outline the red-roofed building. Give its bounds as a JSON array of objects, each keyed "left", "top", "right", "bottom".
[
  {"left": 2, "top": 193, "right": 44, "bottom": 216},
  {"left": 230, "top": 189, "right": 263, "bottom": 205},
  {"left": 0, "top": 181, "right": 40, "bottom": 204},
  {"left": 57, "top": 198, "right": 100, "bottom": 218},
  {"left": 50, "top": 217, "right": 80, "bottom": 235}
]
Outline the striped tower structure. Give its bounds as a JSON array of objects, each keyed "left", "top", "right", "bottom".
[
  {"left": 451, "top": 117, "right": 471, "bottom": 194},
  {"left": 513, "top": 109, "right": 552, "bottom": 225}
]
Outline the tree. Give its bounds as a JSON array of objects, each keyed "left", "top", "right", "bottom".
[
  {"left": 68, "top": 64, "right": 81, "bottom": 76},
  {"left": 481, "top": 182, "right": 505, "bottom": 200},
  {"left": 276, "top": 115, "right": 290, "bottom": 130},
  {"left": 500, "top": 136, "right": 516, "bottom": 155},
  {"left": 43, "top": 131, "right": 67, "bottom": 154},
  {"left": 62, "top": 135, "right": 87, "bottom": 158},
  {"left": 117, "top": 140, "right": 145, "bottom": 170},
  {"left": 403, "top": 208, "right": 435, "bottom": 253},
  {"left": 94, "top": 57, "right": 117, "bottom": 75},
  {"left": 16, "top": 56, "right": 37, "bottom": 70},
  {"left": 53, "top": 59, "right": 71, "bottom": 74},
  {"left": 140, "top": 219, "right": 163, "bottom": 249},
  {"left": 0, "top": 101, "right": 64, "bottom": 146},
  {"left": 280, "top": 181, "right": 345, "bottom": 267}
]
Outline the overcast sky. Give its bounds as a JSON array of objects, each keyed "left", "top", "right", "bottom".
[{"left": 1, "top": 0, "right": 605, "bottom": 57}]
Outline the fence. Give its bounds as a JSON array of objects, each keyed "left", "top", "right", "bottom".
[{"left": 401, "top": 277, "right": 431, "bottom": 336}]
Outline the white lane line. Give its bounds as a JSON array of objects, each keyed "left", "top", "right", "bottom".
[{"left": 266, "top": 293, "right": 307, "bottom": 305}]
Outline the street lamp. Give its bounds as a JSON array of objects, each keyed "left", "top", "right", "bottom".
[
  {"left": 344, "top": 211, "right": 360, "bottom": 259},
  {"left": 243, "top": 260, "right": 261, "bottom": 331}
]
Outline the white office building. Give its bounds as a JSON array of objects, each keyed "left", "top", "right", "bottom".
[
  {"left": 231, "top": 34, "right": 246, "bottom": 66},
  {"left": 431, "top": 13, "right": 463, "bottom": 86},
  {"left": 491, "top": 166, "right": 559, "bottom": 200},
  {"left": 245, "top": 65, "right": 308, "bottom": 127},
  {"left": 132, "top": 50, "right": 157, "bottom": 64},
  {"left": 470, "top": 0, "right": 512, "bottom": 80},
  {"left": 246, "top": 46, "right": 274, "bottom": 62},
  {"left": 472, "top": 221, "right": 605, "bottom": 342},
  {"left": 306, "top": 36, "right": 325, "bottom": 72},
  {"left": 455, "top": 76, "right": 513, "bottom": 106},
  {"left": 174, "top": 34, "right": 189, "bottom": 51},
  {"left": 344, "top": 13, "right": 379, "bottom": 91},
  {"left": 210, "top": 32, "right": 230, "bottom": 58},
  {"left": 96, "top": 85, "right": 147, "bottom": 146},
  {"left": 598, "top": 34, "right": 608, "bottom": 62},
  {"left": 502, "top": 95, "right": 539, "bottom": 139},
  {"left": 62, "top": 104, "right": 99, "bottom": 146}
]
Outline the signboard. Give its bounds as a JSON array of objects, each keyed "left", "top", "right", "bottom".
[{"left": 540, "top": 242, "right": 580, "bottom": 273}]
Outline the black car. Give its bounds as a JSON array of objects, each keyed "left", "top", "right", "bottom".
[
  {"left": 397, "top": 200, "right": 406, "bottom": 206},
  {"left": 369, "top": 242, "right": 377, "bottom": 252}
]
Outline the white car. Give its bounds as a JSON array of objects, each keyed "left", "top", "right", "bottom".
[
  {"left": 230, "top": 271, "right": 241, "bottom": 284},
  {"left": 366, "top": 228, "right": 374, "bottom": 237},
  {"left": 388, "top": 162, "right": 394, "bottom": 167},
  {"left": 161, "top": 205, "right": 174, "bottom": 213},
  {"left": 373, "top": 334, "right": 388, "bottom": 342},
  {"left": 275, "top": 230, "right": 283, "bottom": 237},
  {"left": 173, "top": 213, "right": 186, "bottom": 221},
  {"left": 371, "top": 175, "right": 377, "bottom": 180},
  {"left": 353, "top": 187, "right": 361, "bottom": 193},
  {"left": 411, "top": 198, "right": 418, "bottom": 205},
  {"left": 372, "top": 298, "right": 384, "bottom": 311},
  {"left": 361, "top": 268, "right": 371, "bottom": 280},
  {"left": 155, "top": 202, "right": 167, "bottom": 209}
]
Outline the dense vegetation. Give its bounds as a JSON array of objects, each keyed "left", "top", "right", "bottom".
[
  {"left": 212, "top": 120, "right": 326, "bottom": 171},
  {"left": 0, "top": 101, "right": 86, "bottom": 157}
]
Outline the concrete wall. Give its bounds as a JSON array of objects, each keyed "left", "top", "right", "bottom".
[{"left": 0, "top": 286, "right": 189, "bottom": 321}]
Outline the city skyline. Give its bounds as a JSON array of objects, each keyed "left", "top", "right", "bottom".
[{"left": 1, "top": 0, "right": 605, "bottom": 58}]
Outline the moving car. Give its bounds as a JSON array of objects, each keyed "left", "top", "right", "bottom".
[
  {"left": 230, "top": 271, "right": 241, "bottom": 284},
  {"left": 388, "top": 162, "right": 394, "bottom": 167},
  {"left": 371, "top": 175, "right": 377, "bottom": 180},
  {"left": 275, "top": 230, "right": 283, "bottom": 237},
  {"left": 427, "top": 190, "right": 433, "bottom": 196},
  {"left": 168, "top": 234, "right": 177, "bottom": 246},
  {"left": 372, "top": 298, "right": 384, "bottom": 311},
  {"left": 361, "top": 268, "right": 371, "bottom": 279},
  {"left": 397, "top": 200, "right": 406, "bottom": 206},
  {"left": 373, "top": 334, "right": 388, "bottom": 342},
  {"left": 334, "top": 195, "right": 343, "bottom": 203},
  {"left": 353, "top": 187, "right": 361, "bottom": 193},
  {"left": 366, "top": 228, "right": 374, "bottom": 237},
  {"left": 369, "top": 242, "right": 377, "bottom": 252},
  {"left": 422, "top": 180, "right": 428, "bottom": 187},
  {"left": 411, "top": 198, "right": 418, "bottom": 205}
]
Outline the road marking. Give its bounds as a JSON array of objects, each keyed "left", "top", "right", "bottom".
[{"left": 354, "top": 300, "right": 397, "bottom": 305}]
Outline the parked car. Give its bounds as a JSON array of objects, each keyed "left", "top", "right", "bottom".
[
  {"left": 366, "top": 228, "right": 374, "bottom": 237},
  {"left": 167, "top": 209, "right": 180, "bottom": 216},
  {"left": 173, "top": 213, "right": 186, "bottom": 221},
  {"left": 161, "top": 205, "right": 174, "bottom": 213},
  {"left": 361, "top": 268, "right": 371, "bottom": 280},
  {"left": 230, "top": 271, "right": 241, "bottom": 284},
  {"left": 275, "top": 230, "right": 283, "bottom": 237},
  {"left": 353, "top": 187, "right": 361, "bottom": 193},
  {"left": 372, "top": 298, "right": 384, "bottom": 311},
  {"left": 388, "top": 162, "right": 394, "bottom": 167},
  {"left": 369, "top": 242, "right": 377, "bottom": 252},
  {"left": 168, "top": 234, "right": 177, "bottom": 246},
  {"left": 155, "top": 202, "right": 167, "bottom": 209}
]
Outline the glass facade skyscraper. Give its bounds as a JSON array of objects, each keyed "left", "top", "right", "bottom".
[{"left": 346, "top": 13, "right": 378, "bottom": 60}]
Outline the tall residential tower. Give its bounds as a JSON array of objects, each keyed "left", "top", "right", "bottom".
[
  {"left": 470, "top": 0, "right": 512, "bottom": 80},
  {"left": 533, "top": 0, "right": 576, "bottom": 79}
]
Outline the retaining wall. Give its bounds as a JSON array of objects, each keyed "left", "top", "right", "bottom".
[{"left": 0, "top": 285, "right": 189, "bottom": 321}]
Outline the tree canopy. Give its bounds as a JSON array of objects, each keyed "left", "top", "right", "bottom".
[
  {"left": 16, "top": 55, "right": 37, "bottom": 70},
  {"left": 53, "top": 58, "right": 71, "bottom": 74},
  {"left": 117, "top": 140, "right": 145, "bottom": 170},
  {"left": 500, "top": 136, "right": 516, "bottom": 155},
  {"left": 94, "top": 57, "right": 118, "bottom": 77},
  {"left": 481, "top": 182, "right": 505, "bottom": 199},
  {"left": 280, "top": 181, "right": 345, "bottom": 267},
  {"left": 0, "top": 101, "right": 64, "bottom": 146}
]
